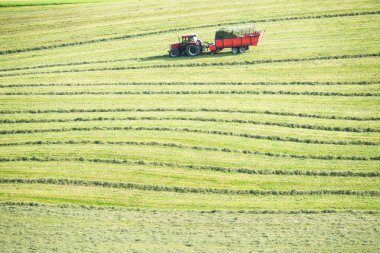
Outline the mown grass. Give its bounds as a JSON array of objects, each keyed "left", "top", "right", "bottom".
[
  {"left": 1, "top": 183, "right": 379, "bottom": 210},
  {"left": 0, "top": 0, "right": 379, "bottom": 251},
  {"left": 2, "top": 83, "right": 380, "bottom": 93},
  {"left": 1, "top": 0, "right": 378, "bottom": 51},
  {"left": 0, "top": 161, "right": 379, "bottom": 191},
  {"left": 1, "top": 204, "right": 379, "bottom": 252},
  {"left": 2, "top": 108, "right": 379, "bottom": 129},
  {"left": 1, "top": 58, "right": 379, "bottom": 86},
  {"left": 1, "top": 119, "right": 379, "bottom": 146},
  {"left": 0, "top": 14, "right": 378, "bottom": 73},
  {"left": 1, "top": 92, "right": 379, "bottom": 119},
  {"left": 0, "top": 0, "right": 110, "bottom": 7},
  {"left": 1, "top": 142, "right": 379, "bottom": 173}
]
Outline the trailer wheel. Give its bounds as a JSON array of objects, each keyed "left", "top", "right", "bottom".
[
  {"left": 239, "top": 47, "right": 246, "bottom": 53},
  {"left": 169, "top": 48, "right": 180, "bottom": 58},
  {"left": 232, "top": 47, "right": 239, "bottom": 54},
  {"left": 186, "top": 44, "right": 201, "bottom": 56}
]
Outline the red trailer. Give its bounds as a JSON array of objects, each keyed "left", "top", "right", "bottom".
[
  {"left": 168, "top": 29, "right": 264, "bottom": 57},
  {"left": 208, "top": 31, "right": 264, "bottom": 54}
]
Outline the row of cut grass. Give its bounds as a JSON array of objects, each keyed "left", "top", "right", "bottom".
[
  {"left": 1, "top": 106, "right": 379, "bottom": 122},
  {"left": 2, "top": 109, "right": 378, "bottom": 129},
  {"left": 1, "top": 119, "right": 378, "bottom": 144},
  {"left": 1, "top": 1, "right": 378, "bottom": 51},
  {"left": 1, "top": 14, "right": 379, "bottom": 71},
  {"left": 1, "top": 84, "right": 379, "bottom": 93},
  {"left": 0, "top": 183, "right": 379, "bottom": 210},
  {"left": 1, "top": 140, "right": 378, "bottom": 161},
  {"left": 1, "top": 95, "right": 379, "bottom": 119},
  {"left": 0, "top": 143, "right": 379, "bottom": 171},
  {"left": 1, "top": 58, "right": 379, "bottom": 85},
  {"left": 2, "top": 53, "right": 379, "bottom": 78},
  {"left": 1, "top": 161, "right": 379, "bottom": 191}
]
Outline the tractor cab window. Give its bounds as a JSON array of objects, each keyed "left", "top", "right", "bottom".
[{"left": 182, "top": 36, "right": 196, "bottom": 44}]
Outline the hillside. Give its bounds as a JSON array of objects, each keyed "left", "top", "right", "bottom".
[{"left": 0, "top": 0, "right": 379, "bottom": 252}]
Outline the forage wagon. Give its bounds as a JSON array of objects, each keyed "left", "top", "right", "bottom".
[{"left": 168, "top": 27, "right": 264, "bottom": 57}]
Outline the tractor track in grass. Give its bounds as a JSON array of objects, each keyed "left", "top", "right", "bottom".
[
  {"left": 1, "top": 116, "right": 379, "bottom": 133},
  {"left": 1, "top": 140, "right": 379, "bottom": 161},
  {"left": 0, "top": 178, "right": 379, "bottom": 196},
  {"left": 1, "top": 156, "right": 379, "bottom": 178},
  {"left": 2, "top": 90, "right": 379, "bottom": 97},
  {"left": 0, "top": 81, "right": 378, "bottom": 88},
  {"left": 0, "top": 126, "right": 378, "bottom": 146},
  {"left": 0, "top": 11, "right": 379, "bottom": 56},
  {"left": 1, "top": 53, "right": 379, "bottom": 78},
  {"left": 1, "top": 107, "right": 378, "bottom": 121}
]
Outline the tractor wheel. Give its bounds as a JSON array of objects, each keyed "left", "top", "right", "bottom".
[
  {"left": 186, "top": 44, "right": 201, "bottom": 56},
  {"left": 169, "top": 48, "right": 180, "bottom": 58},
  {"left": 239, "top": 47, "right": 246, "bottom": 53},
  {"left": 232, "top": 47, "right": 239, "bottom": 54}
]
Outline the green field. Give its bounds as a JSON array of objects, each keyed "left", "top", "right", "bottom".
[
  {"left": 1, "top": 203, "right": 379, "bottom": 253},
  {"left": 0, "top": 0, "right": 379, "bottom": 252}
]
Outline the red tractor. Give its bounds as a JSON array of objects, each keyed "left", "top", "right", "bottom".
[
  {"left": 169, "top": 33, "right": 204, "bottom": 57},
  {"left": 169, "top": 29, "right": 264, "bottom": 57}
]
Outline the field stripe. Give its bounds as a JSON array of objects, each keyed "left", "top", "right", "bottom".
[
  {"left": 1, "top": 156, "right": 378, "bottom": 177},
  {"left": 3, "top": 201, "right": 380, "bottom": 214},
  {"left": 1, "top": 107, "right": 378, "bottom": 121},
  {"left": 1, "top": 140, "right": 379, "bottom": 161},
  {"left": 0, "top": 178, "right": 378, "bottom": 196},
  {"left": 0, "top": 58, "right": 131, "bottom": 73},
  {"left": 2, "top": 90, "right": 379, "bottom": 97},
  {"left": 0, "top": 126, "right": 378, "bottom": 145},
  {"left": 1, "top": 53, "right": 379, "bottom": 78},
  {"left": 4, "top": 1, "right": 107, "bottom": 7},
  {"left": 1, "top": 116, "right": 378, "bottom": 133},
  {"left": 1, "top": 81, "right": 378, "bottom": 88},
  {"left": 0, "top": 11, "right": 378, "bottom": 55}
]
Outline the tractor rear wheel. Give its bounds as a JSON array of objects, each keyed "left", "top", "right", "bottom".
[
  {"left": 239, "top": 47, "right": 246, "bottom": 53},
  {"left": 169, "top": 48, "right": 180, "bottom": 58},
  {"left": 232, "top": 47, "right": 238, "bottom": 54},
  {"left": 186, "top": 44, "right": 201, "bottom": 56}
]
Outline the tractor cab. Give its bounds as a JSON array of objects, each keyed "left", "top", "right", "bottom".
[
  {"left": 169, "top": 33, "right": 203, "bottom": 57},
  {"left": 181, "top": 34, "right": 199, "bottom": 45}
]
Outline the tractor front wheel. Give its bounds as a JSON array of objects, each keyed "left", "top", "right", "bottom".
[
  {"left": 232, "top": 47, "right": 239, "bottom": 54},
  {"left": 186, "top": 44, "right": 201, "bottom": 56},
  {"left": 169, "top": 48, "right": 180, "bottom": 58}
]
